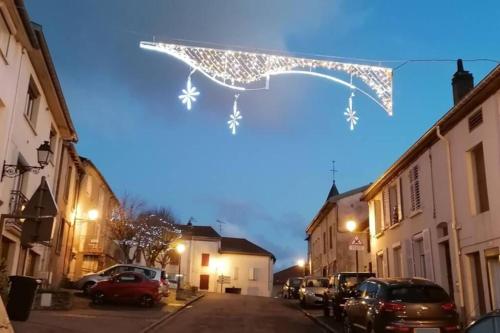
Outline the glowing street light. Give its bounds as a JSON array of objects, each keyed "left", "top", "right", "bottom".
[
  {"left": 346, "top": 220, "right": 357, "bottom": 233},
  {"left": 297, "top": 259, "right": 306, "bottom": 277},
  {"left": 87, "top": 209, "right": 99, "bottom": 221}
]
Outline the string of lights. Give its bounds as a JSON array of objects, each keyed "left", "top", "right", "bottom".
[{"left": 139, "top": 38, "right": 498, "bottom": 134}]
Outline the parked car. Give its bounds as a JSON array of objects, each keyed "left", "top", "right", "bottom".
[
  {"left": 282, "top": 277, "right": 303, "bottom": 299},
  {"left": 298, "top": 277, "right": 329, "bottom": 307},
  {"left": 328, "top": 272, "right": 375, "bottom": 320},
  {"left": 466, "top": 310, "right": 500, "bottom": 332},
  {"left": 343, "top": 278, "right": 460, "bottom": 333},
  {"left": 75, "top": 264, "right": 169, "bottom": 297},
  {"left": 89, "top": 271, "right": 162, "bottom": 307}
]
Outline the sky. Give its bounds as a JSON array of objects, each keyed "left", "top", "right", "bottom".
[{"left": 25, "top": 0, "right": 499, "bottom": 270}]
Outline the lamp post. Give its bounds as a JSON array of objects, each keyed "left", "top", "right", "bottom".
[
  {"left": 1, "top": 141, "right": 53, "bottom": 180},
  {"left": 345, "top": 220, "right": 359, "bottom": 273},
  {"left": 176, "top": 243, "right": 186, "bottom": 291},
  {"left": 297, "top": 259, "right": 305, "bottom": 277}
]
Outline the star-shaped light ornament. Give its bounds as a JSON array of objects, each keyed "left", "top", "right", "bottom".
[
  {"left": 344, "top": 92, "right": 359, "bottom": 130},
  {"left": 228, "top": 95, "right": 242, "bottom": 135},
  {"left": 178, "top": 75, "right": 199, "bottom": 110}
]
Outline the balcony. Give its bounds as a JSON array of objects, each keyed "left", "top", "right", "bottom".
[{"left": 5, "top": 190, "right": 29, "bottom": 233}]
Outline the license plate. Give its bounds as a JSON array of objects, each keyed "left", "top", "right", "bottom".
[{"left": 415, "top": 329, "right": 440, "bottom": 333}]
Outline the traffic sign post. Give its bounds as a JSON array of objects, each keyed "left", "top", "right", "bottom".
[{"left": 349, "top": 236, "right": 365, "bottom": 273}]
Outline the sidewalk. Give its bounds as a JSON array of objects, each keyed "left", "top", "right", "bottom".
[
  {"left": 12, "top": 290, "right": 202, "bottom": 333},
  {"left": 301, "top": 307, "right": 343, "bottom": 333}
]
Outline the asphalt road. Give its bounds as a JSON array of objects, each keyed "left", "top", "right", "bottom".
[{"left": 150, "top": 293, "right": 326, "bottom": 333}]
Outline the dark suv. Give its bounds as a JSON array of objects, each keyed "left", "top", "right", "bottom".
[
  {"left": 282, "top": 277, "right": 303, "bottom": 299},
  {"left": 344, "top": 278, "right": 460, "bottom": 333},
  {"left": 328, "top": 272, "right": 375, "bottom": 320}
]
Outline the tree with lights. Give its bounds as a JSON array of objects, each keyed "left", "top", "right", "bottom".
[
  {"left": 136, "top": 208, "right": 182, "bottom": 267},
  {"left": 108, "top": 195, "right": 145, "bottom": 264}
]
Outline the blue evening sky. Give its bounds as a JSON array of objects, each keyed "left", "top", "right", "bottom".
[{"left": 25, "top": 1, "right": 499, "bottom": 269}]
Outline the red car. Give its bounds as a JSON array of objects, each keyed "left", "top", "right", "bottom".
[{"left": 89, "top": 271, "right": 162, "bottom": 307}]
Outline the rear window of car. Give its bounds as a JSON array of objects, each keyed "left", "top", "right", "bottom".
[
  {"left": 342, "top": 275, "right": 372, "bottom": 288},
  {"left": 387, "top": 286, "right": 450, "bottom": 303},
  {"left": 307, "top": 279, "right": 329, "bottom": 288},
  {"left": 132, "top": 268, "right": 156, "bottom": 279}
]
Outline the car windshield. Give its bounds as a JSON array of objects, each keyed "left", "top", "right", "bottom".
[
  {"left": 342, "top": 275, "right": 371, "bottom": 289},
  {"left": 307, "top": 279, "right": 329, "bottom": 288},
  {"left": 387, "top": 286, "right": 450, "bottom": 303},
  {"left": 290, "top": 279, "right": 302, "bottom": 287}
]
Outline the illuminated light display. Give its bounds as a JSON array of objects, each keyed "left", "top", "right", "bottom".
[{"left": 140, "top": 40, "right": 394, "bottom": 133}]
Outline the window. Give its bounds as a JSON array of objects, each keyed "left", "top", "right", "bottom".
[
  {"left": 389, "top": 183, "right": 399, "bottom": 224},
  {"left": 409, "top": 165, "right": 421, "bottom": 212},
  {"left": 201, "top": 253, "right": 210, "bottom": 266},
  {"left": 413, "top": 238, "right": 426, "bottom": 278},
  {"left": 470, "top": 143, "right": 489, "bottom": 214},
  {"left": 24, "top": 79, "right": 40, "bottom": 124},
  {"left": 64, "top": 166, "right": 73, "bottom": 201},
  {"left": 248, "top": 268, "right": 257, "bottom": 281},
  {"left": 329, "top": 226, "right": 333, "bottom": 249},
  {"left": 364, "top": 282, "right": 379, "bottom": 298},
  {"left": 374, "top": 199, "right": 382, "bottom": 234},
  {"left": 0, "top": 10, "right": 11, "bottom": 58},
  {"left": 393, "top": 246, "right": 402, "bottom": 277}
]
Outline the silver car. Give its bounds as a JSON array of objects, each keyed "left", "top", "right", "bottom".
[
  {"left": 299, "top": 277, "right": 329, "bottom": 307},
  {"left": 75, "top": 264, "right": 169, "bottom": 296}
]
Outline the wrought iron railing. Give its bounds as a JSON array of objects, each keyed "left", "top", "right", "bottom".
[{"left": 9, "top": 190, "right": 29, "bottom": 215}]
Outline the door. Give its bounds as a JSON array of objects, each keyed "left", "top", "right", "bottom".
[
  {"left": 200, "top": 274, "right": 209, "bottom": 290},
  {"left": 358, "top": 282, "right": 379, "bottom": 331},
  {"left": 349, "top": 282, "right": 368, "bottom": 329},
  {"left": 113, "top": 273, "right": 140, "bottom": 302}
]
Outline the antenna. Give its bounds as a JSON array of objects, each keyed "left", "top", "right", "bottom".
[
  {"left": 330, "top": 160, "right": 338, "bottom": 184},
  {"left": 216, "top": 219, "right": 226, "bottom": 234}
]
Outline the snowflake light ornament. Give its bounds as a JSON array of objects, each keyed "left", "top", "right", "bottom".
[
  {"left": 344, "top": 92, "right": 359, "bottom": 130},
  {"left": 178, "top": 75, "right": 199, "bottom": 110},
  {"left": 228, "top": 94, "right": 242, "bottom": 135}
]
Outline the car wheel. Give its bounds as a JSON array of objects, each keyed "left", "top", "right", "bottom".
[
  {"left": 139, "top": 294, "right": 154, "bottom": 308},
  {"left": 343, "top": 315, "right": 353, "bottom": 333},
  {"left": 83, "top": 282, "right": 95, "bottom": 295},
  {"left": 92, "top": 291, "right": 105, "bottom": 305}
]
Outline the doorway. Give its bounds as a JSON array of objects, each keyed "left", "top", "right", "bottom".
[
  {"left": 439, "top": 241, "right": 454, "bottom": 301},
  {"left": 200, "top": 274, "right": 209, "bottom": 290},
  {"left": 469, "top": 252, "right": 486, "bottom": 316}
]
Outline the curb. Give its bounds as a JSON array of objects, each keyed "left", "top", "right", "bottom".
[
  {"left": 301, "top": 309, "right": 338, "bottom": 333},
  {"left": 140, "top": 293, "right": 205, "bottom": 333}
]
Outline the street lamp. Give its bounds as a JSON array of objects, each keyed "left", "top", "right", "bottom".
[
  {"left": 176, "top": 243, "right": 186, "bottom": 291},
  {"left": 1, "top": 141, "right": 53, "bottom": 180},
  {"left": 297, "top": 259, "right": 305, "bottom": 277},
  {"left": 87, "top": 209, "right": 99, "bottom": 221}
]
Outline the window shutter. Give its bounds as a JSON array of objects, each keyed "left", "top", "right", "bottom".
[
  {"left": 385, "top": 248, "right": 390, "bottom": 277},
  {"left": 397, "top": 178, "right": 404, "bottom": 220},
  {"left": 409, "top": 165, "right": 422, "bottom": 212},
  {"left": 422, "top": 229, "right": 435, "bottom": 280},
  {"left": 383, "top": 188, "right": 390, "bottom": 228},
  {"left": 403, "top": 239, "right": 414, "bottom": 277}
]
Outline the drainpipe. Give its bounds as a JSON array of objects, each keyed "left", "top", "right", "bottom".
[{"left": 436, "top": 126, "right": 465, "bottom": 317}]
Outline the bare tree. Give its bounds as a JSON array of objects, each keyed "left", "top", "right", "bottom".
[
  {"left": 137, "top": 207, "right": 181, "bottom": 267},
  {"left": 108, "top": 195, "right": 145, "bottom": 264}
]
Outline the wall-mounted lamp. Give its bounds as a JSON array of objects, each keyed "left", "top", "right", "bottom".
[{"left": 1, "top": 141, "right": 53, "bottom": 180}]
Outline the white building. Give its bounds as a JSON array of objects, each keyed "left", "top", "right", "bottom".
[
  {"left": 306, "top": 183, "right": 371, "bottom": 276},
  {"left": 171, "top": 223, "right": 275, "bottom": 297},
  {"left": 362, "top": 62, "right": 500, "bottom": 322},
  {"left": 0, "top": 0, "right": 77, "bottom": 279}
]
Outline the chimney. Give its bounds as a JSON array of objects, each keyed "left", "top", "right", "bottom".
[{"left": 452, "top": 59, "right": 474, "bottom": 105}]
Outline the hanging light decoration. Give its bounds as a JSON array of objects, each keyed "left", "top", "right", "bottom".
[
  {"left": 178, "top": 72, "right": 199, "bottom": 111},
  {"left": 140, "top": 40, "right": 394, "bottom": 132},
  {"left": 228, "top": 94, "right": 242, "bottom": 135}
]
